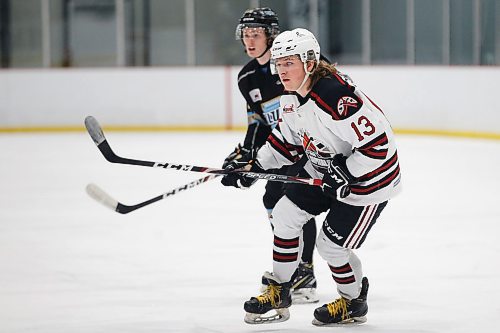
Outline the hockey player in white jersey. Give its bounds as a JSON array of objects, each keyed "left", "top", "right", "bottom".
[{"left": 221, "top": 28, "right": 401, "bottom": 325}]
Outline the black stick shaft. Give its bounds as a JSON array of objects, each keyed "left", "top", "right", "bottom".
[
  {"left": 85, "top": 116, "right": 323, "bottom": 187},
  {"left": 86, "top": 175, "right": 219, "bottom": 214}
]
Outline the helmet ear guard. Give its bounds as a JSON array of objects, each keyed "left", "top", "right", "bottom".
[{"left": 306, "top": 50, "right": 317, "bottom": 61}]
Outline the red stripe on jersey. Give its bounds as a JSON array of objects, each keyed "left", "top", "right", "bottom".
[
  {"left": 333, "top": 73, "right": 347, "bottom": 86},
  {"left": 310, "top": 92, "right": 340, "bottom": 120},
  {"left": 351, "top": 166, "right": 400, "bottom": 194},
  {"left": 359, "top": 133, "right": 388, "bottom": 150},
  {"left": 358, "top": 152, "right": 398, "bottom": 181},
  {"left": 268, "top": 134, "right": 295, "bottom": 162},
  {"left": 359, "top": 148, "right": 388, "bottom": 159}
]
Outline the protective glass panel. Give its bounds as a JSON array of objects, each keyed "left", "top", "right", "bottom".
[
  {"left": 415, "top": 0, "right": 443, "bottom": 64},
  {"left": 371, "top": 0, "right": 407, "bottom": 64},
  {"left": 480, "top": 0, "right": 498, "bottom": 65},
  {"left": 148, "top": 0, "right": 186, "bottom": 66},
  {"left": 194, "top": 0, "right": 249, "bottom": 65},
  {"left": 9, "top": 0, "right": 43, "bottom": 67},
  {"left": 259, "top": 0, "right": 293, "bottom": 32},
  {"left": 49, "top": 0, "right": 65, "bottom": 67},
  {"left": 0, "top": 1, "right": 7, "bottom": 67},
  {"left": 450, "top": 0, "right": 473, "bottom": 65},
  {"left": 327, "top": 0, "right": 363, "bottom": 65},
  {"left": 67, "top": 0, "right": 117, "bottom": 67}
]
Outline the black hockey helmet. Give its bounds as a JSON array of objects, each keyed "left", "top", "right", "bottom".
[{"left": 235, "top": 7, "right": 280, "bottom": 41}]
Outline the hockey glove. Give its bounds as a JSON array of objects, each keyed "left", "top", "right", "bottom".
[
  {"left": 222, "top": 143, "right": 251, "bottom": 168},
  {"left": 221, "top": 149, "right": 262, "bottom": 188},
  {"left": 321, "top": 154, "right": 355, "bottom": 199}
]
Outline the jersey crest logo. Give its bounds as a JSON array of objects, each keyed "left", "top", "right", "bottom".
[
  {"left": 337, "top": 96, "right": 358, "bottom": 116},
  {"left": 249, "top": 88, "right": 262, "bottom": 102},
  {"left": 299, "top": 130, "right": 336, "bottom": 174},
  {"left": 302, "top": 132, "right": 318, "bottom": 153}
]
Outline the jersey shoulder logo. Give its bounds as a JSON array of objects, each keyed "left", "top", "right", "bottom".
[
  {"left": 249, "top": 88, "right": 262, "bottom": 102},
  {"left": 337, "top": 96, "right": 358, "bottom": 116},
  {"left": 282, "top": 103, "right": 295, "bottom": 114}
]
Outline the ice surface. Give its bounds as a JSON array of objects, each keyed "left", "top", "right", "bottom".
[{"left": 1, "top": 131, "right": 499, "bottom": 332}]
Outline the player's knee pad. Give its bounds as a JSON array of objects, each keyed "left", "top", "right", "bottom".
[
  {"left": 316, "top": 227, "right": 350, "bottom": 266},
  {"left": 270, "top": 196, "right": 314, "bottom": 239}
]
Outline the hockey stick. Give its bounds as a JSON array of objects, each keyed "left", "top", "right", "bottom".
[
  {"left": 84, "top": 115, "right": 323, "bottom": 187},
  {"left": 86, "top": 174, "right": 218, "bottom": 214}
]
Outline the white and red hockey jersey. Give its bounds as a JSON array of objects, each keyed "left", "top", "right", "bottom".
[{"left": 256, "top": 71, "right": 402, "bottom": 206}]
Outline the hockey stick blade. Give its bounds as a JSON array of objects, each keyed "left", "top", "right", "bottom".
[
  {"left": 85, "top": 116, "right": 323, "bottom": 187},
  {"left": 86, "top": 183, "right": 119, "bottom": 212},
  {"left": 85, "top": 116, "right": 153, "bottom": 167},
  {"left": 86, "top": 175, "right": 219, "bottom": 214},
  {"left": 84, "top": 116, "right": 106, "bottom": 146}
]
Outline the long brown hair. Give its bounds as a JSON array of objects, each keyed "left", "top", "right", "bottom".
[{"left": 308, "top": 60, "right": 338, "bottom": 90}]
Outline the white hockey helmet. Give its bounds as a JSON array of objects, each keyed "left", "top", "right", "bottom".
[{"left": 270, "top": 28, "right": 320, "bottom": 74}]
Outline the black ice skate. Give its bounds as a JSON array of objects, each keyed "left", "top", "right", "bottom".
[
  {"left": 244, "top": 272, "right": 292, "bottom": 324},
  {"left": 312, "top": 277, "right": 369, "bottom": 326},
  {"left": 291, "top": 261, "right": 319, "bottom": 304},
  {"left": 259, "top": 273, "right": 270, "bottom": 292}
]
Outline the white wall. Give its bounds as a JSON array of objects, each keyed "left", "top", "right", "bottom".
[
  {"left": 1, "top": 66, "right": 499, "bottom": 134},
  {"left": 343, "top": 66, "right": 500, "bottom": 134}
]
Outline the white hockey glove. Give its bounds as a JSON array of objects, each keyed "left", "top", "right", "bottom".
[{"left": 321, "top": 155, "right": 355, "bottom": 199}]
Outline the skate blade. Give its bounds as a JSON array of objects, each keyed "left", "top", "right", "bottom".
[
  {"left": 244, "top": 308, "right": 290, "bottom": 324},
  {"left": 292, "top": 288, "right": 319, "bottom": 304},
  {"left": 312, "top": 316, "right": 367, "bottom": 327}
]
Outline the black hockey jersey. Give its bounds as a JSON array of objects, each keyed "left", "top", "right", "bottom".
[{"left": 237, "top": 58, "right": 283, "bottom": 150}]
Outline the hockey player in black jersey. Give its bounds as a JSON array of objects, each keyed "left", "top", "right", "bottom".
[
  {"left": 221, "top": 7, "right": 318, "bottom": 304},
  {"left": 222, "top": 28, "right": 401, "bottom": 325}
]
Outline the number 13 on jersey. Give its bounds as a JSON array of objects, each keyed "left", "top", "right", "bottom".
[{"left": 351, "top": 115, "right": 375, "bottom": 141}]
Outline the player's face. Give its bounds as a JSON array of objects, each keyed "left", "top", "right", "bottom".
[
  {"left": 274, "top": 55, "right": 306, "bottom": 91},
  {"left": 242, "top": 28, "right": 268, "bottom": 58}
]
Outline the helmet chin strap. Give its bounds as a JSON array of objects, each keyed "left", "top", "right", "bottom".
[
  {"left": 296, "top": 62, "right": 313, "bottom": 93},
  {"left": 255, "top": 44, "right": 271, "bottom": 59}
]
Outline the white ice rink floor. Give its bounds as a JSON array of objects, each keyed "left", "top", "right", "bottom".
[{"left": 1, "top": 131, "right": 499, "bottom": 333}]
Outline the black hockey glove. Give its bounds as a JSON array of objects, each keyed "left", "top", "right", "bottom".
[
  {"left": 221, "top": 149, "right": 262, "bottom": 188},
  {"left": 321, "top": 154, "right": 355, "bottom": 199},
  {"left": 222, "top": 143, "right": 251, "bottom": 168}
]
